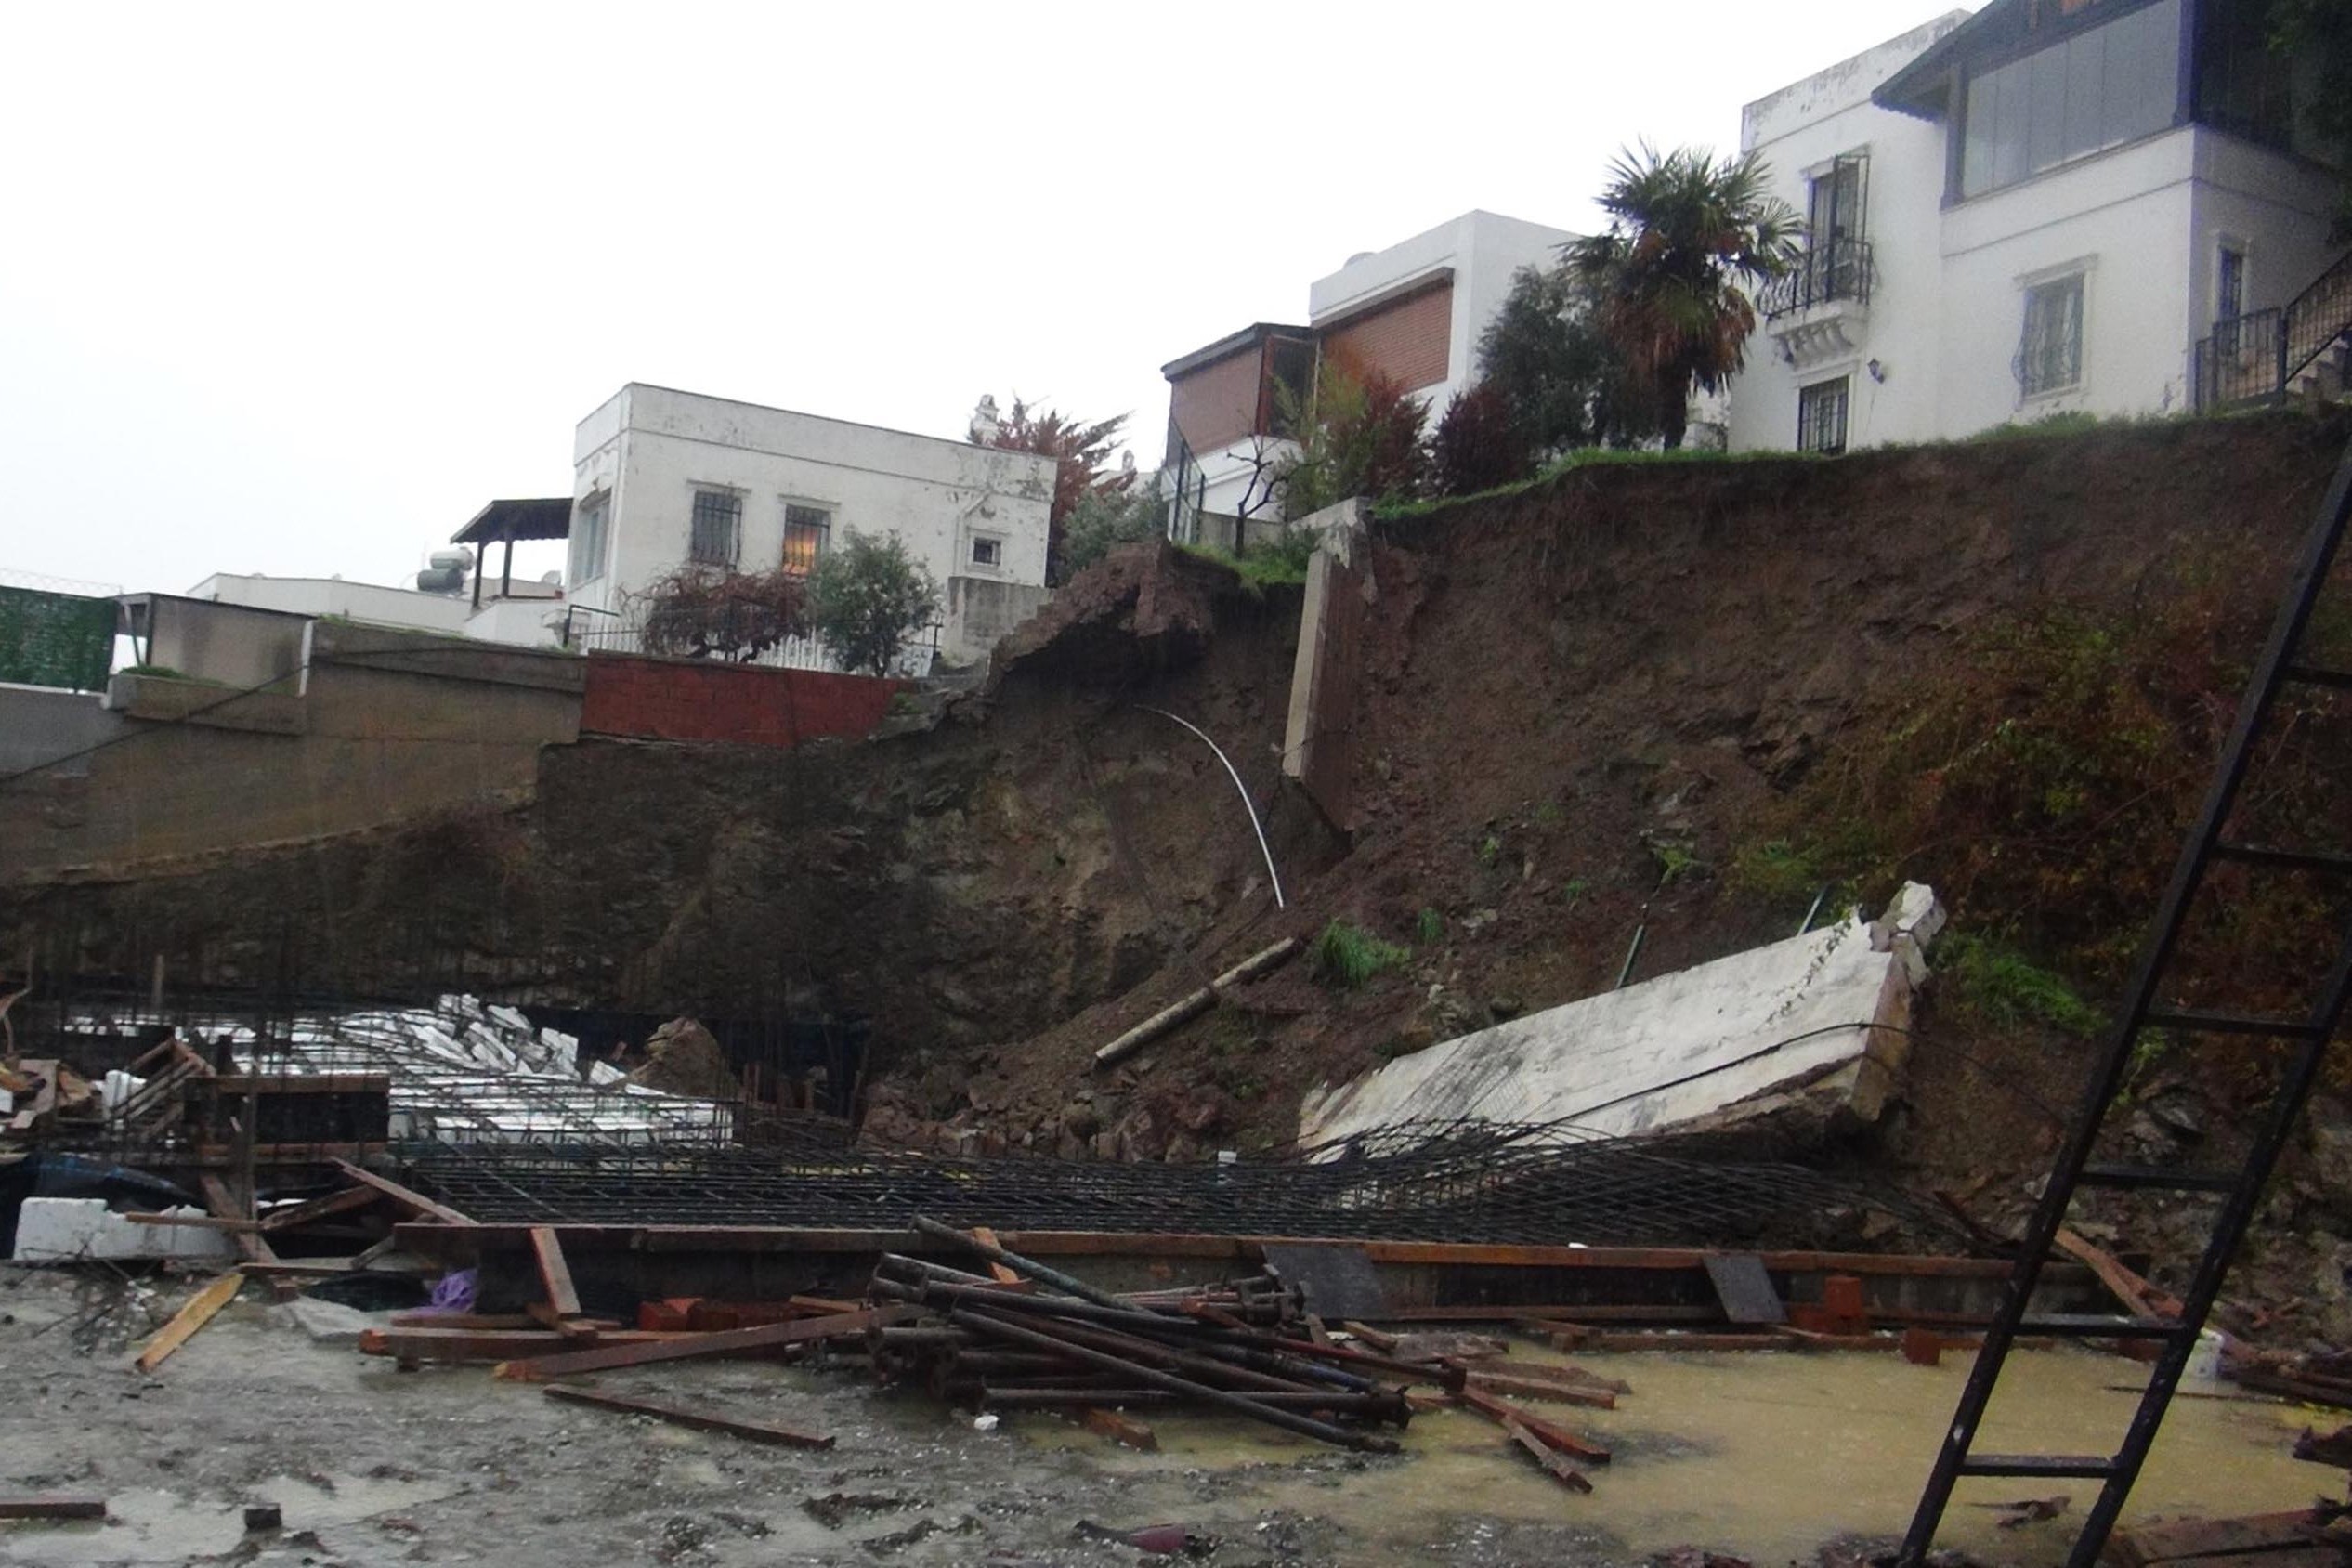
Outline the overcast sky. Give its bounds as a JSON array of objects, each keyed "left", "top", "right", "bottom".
[{"left": 0, "top": 1, "right": 1967, "bottom": 595}]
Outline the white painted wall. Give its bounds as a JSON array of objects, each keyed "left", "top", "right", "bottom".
[
  {"left": 189, "top": 572, "right": 474, "bottom": 635},
  {"left": 462, "top": 595, "right": 565, "bottom": 647},
  {"left": 570, "top": 385, "right": 1055, "bottom": 665},
  {"left": 1727, "top": 16, "right": 2344, "bottom": 451},
  {"left": 1306, "top": 209, "right": 1579, "bottom": 426},
  {"left": 1727, "top": 15, "right": 1967, "bottom": 452}
]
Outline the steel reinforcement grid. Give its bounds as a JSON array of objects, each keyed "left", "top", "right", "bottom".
[{"left": 401, "top": 1116, "right": 1967, "bottom": 1250}]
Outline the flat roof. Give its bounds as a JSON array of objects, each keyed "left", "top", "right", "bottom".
[
  {"left": 1160, "top": 322, "right": 1314, "bottom": 381},
  {"left": 452, "top": 497, "right": 573, "bottom": 545}
]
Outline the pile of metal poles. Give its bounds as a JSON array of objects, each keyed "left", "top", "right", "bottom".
[{"left": 863, "top": 1218, "right": 1456, "bottom": 1454}]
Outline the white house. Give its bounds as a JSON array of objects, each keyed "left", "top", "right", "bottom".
[
  {"left": 1162, "top": 210, "right": 1577, "bottom": 535},
  {"left": 1727, "top": 0, "right": 2346, "bottom": 454},
  {"left": 556, "top": 384, "right": 1056, "bottom": 667}
]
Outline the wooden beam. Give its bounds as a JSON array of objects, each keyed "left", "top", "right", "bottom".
[
  {"left": 1455, "top": 1386, "right": 1611, "bottom": 1463},
  {"left": 1504, "top": 1418, "right": 1593, "bottom": 1493},
  {"left": 0, "top": 1496, "right": 108, "bottom": 1521},
  {"left": 360, "top": 1328, "right": 710, "bottom": 1363},
  {"left": 333, "top": 1160, "right": 475, "bottom": 1225},
  {"left": 542, "top": 1384, "right": 835, "bottom": 1449},
  {"left": 198, "top": 1172, "right": 292, "bottom": 1299},
  {"left": 969, "top": 1227, "right": 1023, "bottom": 1286},
  {"left": 529, "top": 1227, "right": 581, "bottom": 1318},
  {"left": 123, "top": 1213, "right": 260, "bottom": 1232},
  {"left": 2055, "top": 1226, "right": 2185, "bottom": 1320},
  {"left": 1075, "top": 1405, "right": 1159, "bottom": 1452},
  {"left": 1463, "top": 1370, "right": 1615, "bottom": 1408},
  {"left": 259, "top": 1184, "right": 383, "bottom": 1233},
  {"left": 493, "top": 1305, "right": 917, "bottom": 1382},
  {"left": 134, "top": 1272, "right": 245, "bottom": 1373}
]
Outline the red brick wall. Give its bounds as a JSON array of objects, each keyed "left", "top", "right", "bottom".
[
  {"left": 1169, "top": 345, "right": 1266, "bottom": 454},
  {"left": 580, "top": 655, "right": 905, "bottom": 749},
  {"left": 1321, "top": 281, "right": 1454, "bottom": 391}
]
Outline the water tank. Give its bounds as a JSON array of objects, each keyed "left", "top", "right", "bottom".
[
  {"left": 415, "top": 566, "right": 465, "bottom": 595},
  {"left": 428, "top": 547, "right": 473, "bottom": 572}
]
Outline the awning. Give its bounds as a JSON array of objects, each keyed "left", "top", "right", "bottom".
[{"left": 451, "top": 498, "right": 574, "bottom": 545}]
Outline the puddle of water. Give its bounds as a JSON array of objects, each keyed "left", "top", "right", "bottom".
[
  {"left": 0, "top": 1470, "right": 460, "bottom": 1566},
  {"left": 1013, "top": 1346, "right": 2325, "bottom": 1562}
]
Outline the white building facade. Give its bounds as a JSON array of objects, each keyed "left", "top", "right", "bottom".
[
  {"left": 188, "top": 569, "right": 566, "bottom": 647},
  {"left": 565, "top": 385, "right": 1056, "bottom": 667},
  {"left": 1728, "top": 0, "right": 2345, "bottom": 454},
  {"left": 1163, "top": 210, "right": 1577, "bottom": 530}
]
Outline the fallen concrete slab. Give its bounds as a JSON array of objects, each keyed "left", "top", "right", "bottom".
[
  {"left": 1299, "top": 884, "right": 1942, "bottom": 1151},
  {"left": 15, "top": 1198, "right": 239, "bottom": 1263}
]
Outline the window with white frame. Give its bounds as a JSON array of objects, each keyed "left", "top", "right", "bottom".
[
  {"left": 970, "top": 534, "right": 1002, "bottom": 568},
  {"left": 2215, "top": 242, "right": 2249, "bottom": 357},
  {"left": 1797, "top": 377, "right": 1850, "bottom": 454},
  {"left": 782, "top": 503, "right": 830, "bottom": 576},
  {"left": 568, "top": 494, "right": 609, "bottom": 587},
  {"left": 689, "top": 489, "right": 742, "bottom": 567},
  {"left": 2018, "top": 272, "right": 2086, "bottom": 398}
]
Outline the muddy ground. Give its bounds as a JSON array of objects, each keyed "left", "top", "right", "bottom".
[{"left": 1, "top": 1266, "right": 2337, "bottom": 1568}]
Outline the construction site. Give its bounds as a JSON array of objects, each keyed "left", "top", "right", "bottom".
[{"left": 5, "top": 409, "right": 2352, "bottom": 1568}]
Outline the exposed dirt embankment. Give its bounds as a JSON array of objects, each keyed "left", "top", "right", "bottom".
[
  {"left": 11, "top": 412, "right": 2352, "bottom": 1300},
  {"left": 871, "top": 412, "right": 2352, "bottom": 1201}
]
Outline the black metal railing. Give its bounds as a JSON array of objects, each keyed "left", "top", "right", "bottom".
[
  {"left": 1167, "top": 430, "right": 1209, "bottom": 546},
  {"left": 557, "top": 602, "right": 944, "bottom": 675},
  {"left": 2194, "top": 247, "right": 2352, "bottom": 412},
  {"left": 1760, "top": 237, "right": 1874, "bottom": 320}
]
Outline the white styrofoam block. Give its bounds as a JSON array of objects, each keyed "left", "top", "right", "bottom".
[{"left": 13, "top": 1199, "right": 238, "bottom": 1263}]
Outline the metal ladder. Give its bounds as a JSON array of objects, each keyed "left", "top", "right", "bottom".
[{"left": 1899, "top": 436, "right": 2352, "bottom": 1568}]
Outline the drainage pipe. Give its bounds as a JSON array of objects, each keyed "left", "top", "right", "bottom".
[{"left": 1132, "top": 705, "right": 1286, "bottom": 909}]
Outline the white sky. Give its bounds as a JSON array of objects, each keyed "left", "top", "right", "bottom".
[{"left": 0, "top": 1, "right": 1967, "bottom": 595}]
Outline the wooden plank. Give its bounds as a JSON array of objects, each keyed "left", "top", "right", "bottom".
[
  {"left": 333, "top": 1160, "right": 474, "bottom": 1225},
  {"left": 1704, "top": 1253, "right": 1788, "bottom": 1325},
  {"left": 492, "top": 1305, "right": 916, "bottom": 1382},
  {"left": 1391, "top": 1304, "right": 1724, "bottom": 1325},
  {"left": 1464, "top": 1370, "right": 1615, "bottom": 1408},
  {"left": 529, "top": 1227, "right": 581, "bottom": 1318},
  {"left": 258, "top": 1185, "right": 383, "bottom": 1233},
  {"left": 389, "top": 1313, "right": 621, "bottom": 1330},
  {"left": 1076, "top": 1405, "right": 1159, "bottom": 1452},
  {"left": 134, "top": 1272, "right": 244, "bottom": 1373},
  {"left": 359, "top": 1328, "right": 682, "bottom": 1362},
  {"left": 1504, "top": 1418, "right": 1593, "bottom": 1493},
  {"left": 2106, "top": 1510, "right": 2330, "bottom": 1568},
  {"left": 1340, "top": 1321, "right": 1401, "bottom": 1352},
  {"left": 123, "top": 1213, "right": 260, "bottom": 1231},
  {"left": 542, "top": 1383, "right": 835, "bottom": 1449},
  {"left": 2056, "top": 1227, "right": 2186, "bottom": 1320},
  {"left": 0, "top": 1496, "right": 108, "bottom": 1520},
  {"left": 969, "top": 1228, "right": 1022, "bottom": 1287},
  {"left": 1455, "top": 1385, "right": 1612, "bottom": 1462},
  {"left": 1580, "top": 1331, "right": 1795, "bottom": 1352}
]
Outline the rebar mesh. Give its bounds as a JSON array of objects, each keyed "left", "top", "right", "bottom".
[{"left": 404, "top": 1115, "right": 1967, "bottom": 1250}]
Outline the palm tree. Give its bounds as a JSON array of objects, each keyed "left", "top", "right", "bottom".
[{"left": 1567, "top": 143, "right": 1800, "bottom": 449}]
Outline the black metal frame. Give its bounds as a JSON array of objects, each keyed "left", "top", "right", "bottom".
[
  {"left": 2194, "top": 248, "right": 2352, "bottom": 412},
  {"left": 1899, "top": 437, "right": 2352, "bottom": 1567},
  {"left": 687, "top": 489, "right": 743, "bottom": 567},
  {"left": 1760, "top": 237, "right": 1875, "bottom": 320}
]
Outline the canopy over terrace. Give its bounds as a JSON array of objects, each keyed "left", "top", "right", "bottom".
[{"left": 452, "top": 498, "right": 573, "bottom": 609}]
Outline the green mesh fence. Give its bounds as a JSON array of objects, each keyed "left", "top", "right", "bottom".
[{"left": 0, "top": 585, "right": 115, "bottom": 692}]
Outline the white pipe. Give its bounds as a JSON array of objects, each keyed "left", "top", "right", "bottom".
[{"left": 1134, "top": 705, "right": 1287, "bottom": 908}]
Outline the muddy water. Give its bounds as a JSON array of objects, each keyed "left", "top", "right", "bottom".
[{"left": 1024, "top": 1346, "right": 2329, "bottom": 1563}]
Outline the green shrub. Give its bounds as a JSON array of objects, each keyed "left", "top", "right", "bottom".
[
  {"left": 808, "top": 531, "right": 941, "bottom": 676},
  {"left": 1730, "top": 838, "right": 1821, "bottom": 902},
  {"left": 1414, "top": 908, "right": 1444, "bottom": 945},
  {"left": 1059, "top": 483, "right": 1167, "bottom": 580},
  {"left": 1940, "top": 934, "right": 2104, "bottom": 1037},
  {"left": 1312, "top": 920, "right": 1410, "bottom": 989}
]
